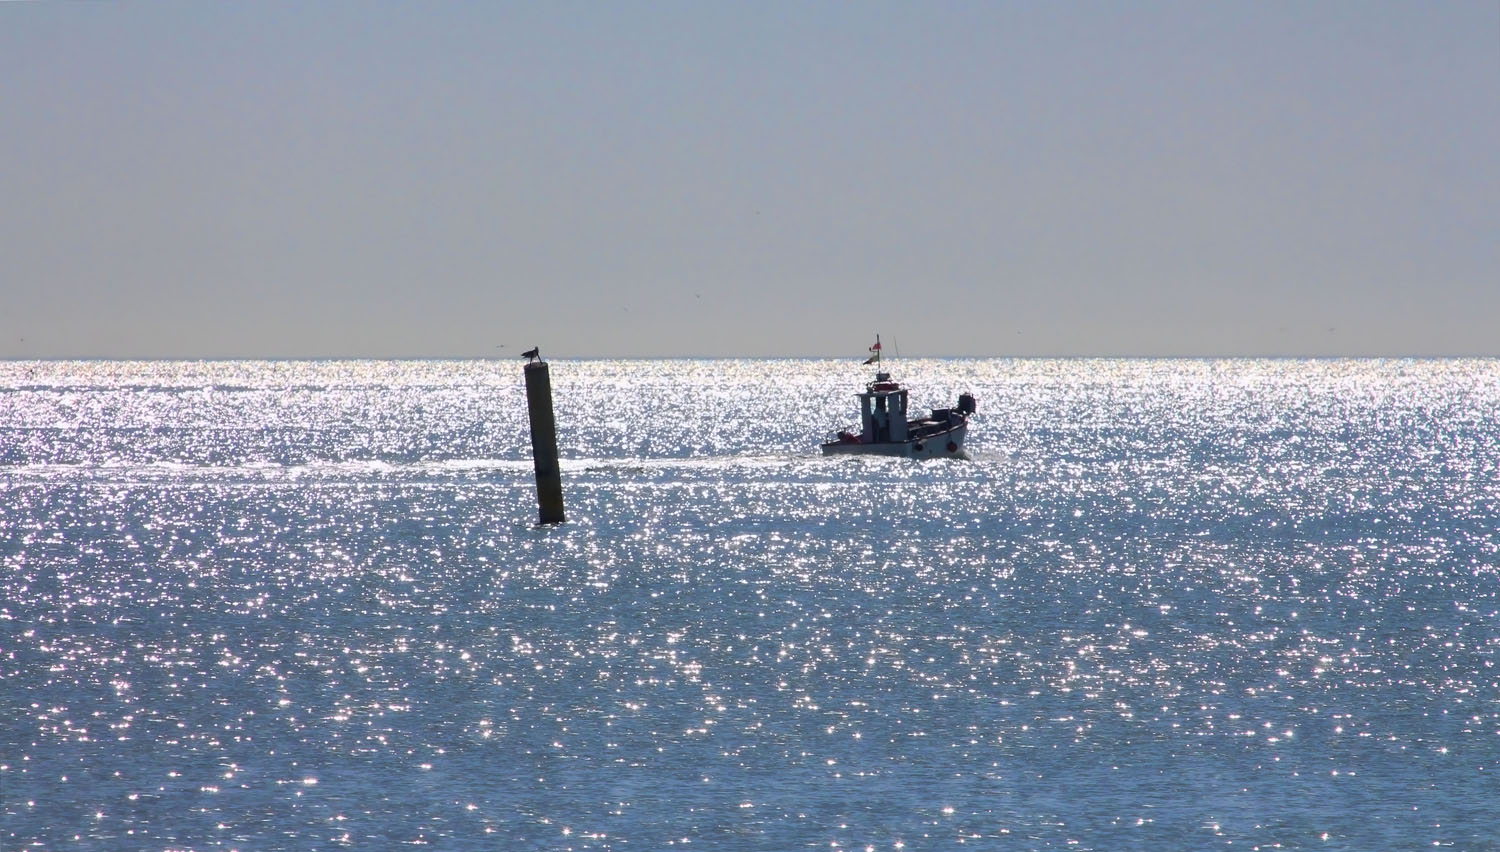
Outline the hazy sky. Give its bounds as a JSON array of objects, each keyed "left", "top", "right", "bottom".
[{"left": 3, "top": 1, "right": 1496, "bottom": 358}]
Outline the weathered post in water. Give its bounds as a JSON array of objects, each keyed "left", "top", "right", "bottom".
[{"left": 522, "top": 350, "right": 565, "bottom": 525}]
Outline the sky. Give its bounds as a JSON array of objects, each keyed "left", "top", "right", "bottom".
[{"left": 2, "top": 1, "right": 1496, "bottom": 359}]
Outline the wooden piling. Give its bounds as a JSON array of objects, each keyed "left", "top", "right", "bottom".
[{"left": 523, "top": 359, "right": 565, "bottom": 524}]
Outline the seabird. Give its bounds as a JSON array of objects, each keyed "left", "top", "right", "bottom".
[{"left": 521, "top": 346, "right": 540, "bottom": 362}]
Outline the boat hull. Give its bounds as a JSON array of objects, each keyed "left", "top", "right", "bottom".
[{"left": 820, "top": 422, "right": 967, "bottom": 459}]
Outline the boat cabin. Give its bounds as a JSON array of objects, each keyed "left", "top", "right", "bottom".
[{"left": 858, "top": 372, "right": 908, "bottom": 443}]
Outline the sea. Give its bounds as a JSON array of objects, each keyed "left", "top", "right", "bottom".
[{"left": 3, "top": 358, "right": 1498, "bottom": 851}]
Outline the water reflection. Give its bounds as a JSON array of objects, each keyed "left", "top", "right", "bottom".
[{"left": 3, "top": 359, "right": 1499, "bottom": 849}]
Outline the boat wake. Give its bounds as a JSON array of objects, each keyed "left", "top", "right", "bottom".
[{"left": 0, "top": 452, "right": 836, "bottom": 486}]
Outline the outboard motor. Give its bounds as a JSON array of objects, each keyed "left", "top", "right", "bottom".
[{"left": 956, "top": 392, "right": 977, "bottom": 416}]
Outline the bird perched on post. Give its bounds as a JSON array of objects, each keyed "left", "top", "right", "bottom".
[{"left": 521, "top": 347, "right": 540, "bottom": 363}]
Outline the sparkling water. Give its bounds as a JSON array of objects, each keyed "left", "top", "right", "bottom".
[{"left": 4, "top": 359, "right": 1498, "bottom": 850}]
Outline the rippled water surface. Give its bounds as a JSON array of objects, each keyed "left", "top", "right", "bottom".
[{"left": 4, "top": 358, "right": 1499, "bottom": 850}]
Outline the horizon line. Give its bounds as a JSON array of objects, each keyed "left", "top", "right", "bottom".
[{"left": 3, "top": 352, "right": 1499, "bottom": 363}]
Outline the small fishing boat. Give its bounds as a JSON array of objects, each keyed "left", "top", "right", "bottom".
[{"left": 821, "top": 337, "right": 975, "bottom": 458}]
